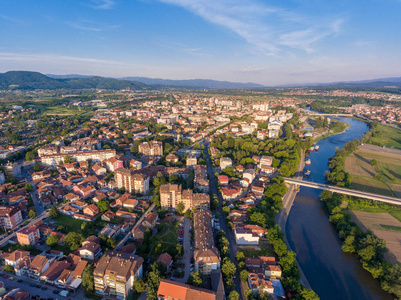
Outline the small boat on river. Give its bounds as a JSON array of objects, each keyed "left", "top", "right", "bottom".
[
  {"left": 305, "top": 159, "right": 311, "bottom": 165},
  {"left": 304, "top": 169, "right": 311, "bottom": 177},
  {"left": 315, "top": 145, "right": 320, "bottom": 151}
]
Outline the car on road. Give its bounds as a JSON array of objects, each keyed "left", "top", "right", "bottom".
[
  {"left": 53, "top": 290, "right": 59, "bottom": 295},
  {"left": 41, "top": 286, "right": 48, "bottom": 290},
  {"left": 9, "top": 277, "right": 14, "bottom": 280},
  {"left": 30, "top": 283, "right": 36, "bottom": 287},
  {"left": 2, "top": 275, "right": 7, "bottom": 279},
  {"left": 36, "top": 284, "right": 41, "bottom": 288},
  {"left": 17, "top": 279, "right": 23, "bottom": 283}
]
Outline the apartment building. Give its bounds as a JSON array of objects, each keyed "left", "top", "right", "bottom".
[
  {"left": 138, "top": 141, "right": 163, "bottom": 156},
  {"left": 94, "top": 251, "right": 144, "bottom": 299},
  {"left": 115, "top": 168, "right": 150, "bottom": 194},
  {"left": 40, "top": 149, "right": 116, "bottom": 166},
  {"left": 186, "top": 156, "right": 197, "bottom": 168},
  {"left": 0, "top": 206, "right": 22, "bottom": 230},
  {"left": 194, "top": 210, "right": 220, "bottom": 276},
  {"left": 160, "top": 184, "right": 209, "bottom": 212},
  {"left": 219, "top": 157, "right": 232, "bottom": 170},
  {"left": 194, "top": 165, "right": 209, "bottom": 193},
  {"left": 17, "top": 226, "right": 40, "bottom": 245}
]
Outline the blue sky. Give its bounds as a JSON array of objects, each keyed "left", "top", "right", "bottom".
[{"left": 0, "top": 0, "right": 400, "bottom": 85}]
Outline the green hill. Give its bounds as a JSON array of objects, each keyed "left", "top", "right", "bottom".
[{"left": 0, "top": 71, "right": 150, "bottom": 90}]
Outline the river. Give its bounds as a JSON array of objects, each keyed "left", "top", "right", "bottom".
[{"left": 286, "top": 117, "right": 393, "bottom": 300}]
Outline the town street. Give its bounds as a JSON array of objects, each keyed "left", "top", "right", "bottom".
[
  {"left": 204, "top": 142, "right": 245, "bottom": 299},
  {"left": 176, "top": 217, "right": 191, "bottom": 284}
]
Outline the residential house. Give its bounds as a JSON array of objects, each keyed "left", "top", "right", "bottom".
[
  {"left": 157, "top": 279, "right": 216, "bottom": 300},
  {"left": 142, "top": 212, "right": 158, "bottom": 229},
  {"left": 83, "top": 204, "right": 99, "bottom": 217},
  {"left": 5, "top": 250, "right": 30, "bottom": 267}
]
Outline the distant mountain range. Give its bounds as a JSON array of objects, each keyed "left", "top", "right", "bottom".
[
  {"left": 1, "top": 70, "right": 401, "bottom": 90},
  {"left": 46, "top": 74, "right": 265, "bottom": 89},
  {"left": 0, "top": 71, "right": 149, "bottom": 90}
]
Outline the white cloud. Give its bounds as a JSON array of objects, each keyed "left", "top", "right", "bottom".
[
  {"left": 66, "top": 20, "right": 120, "bottom": 32},
  {"left": 90, "top": 0, "right": 116, "bottom": 10},
  {"left": 155, "top": 0, "right": 343, "bottom": 55}
]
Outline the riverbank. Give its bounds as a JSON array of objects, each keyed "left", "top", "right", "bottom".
[
  {"left": 313, "top": 120, "right": 350, "bottom": 143},
  {"left": 286, "top": 117, "right": 392, "bottom": 300},
  {"left": 276, "top": 150, "right": 312, "bottom": 289}
]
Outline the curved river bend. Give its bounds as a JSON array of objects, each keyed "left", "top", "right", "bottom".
[{"left": 286, "top": 117, "right": 393, "bottom": 300}]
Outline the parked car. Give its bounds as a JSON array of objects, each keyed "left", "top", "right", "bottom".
[
  {"left": 17, "top": 279, "right": 23, "bottom": 283},
  {"left": 2, "top": 275, "right": 7, "bottom": 279},
  {"left": 9, "top": 277, "right": 14, "bottom": 280},
  {"left": 41, "top": 287, "right": 48, "bottom": 290}
]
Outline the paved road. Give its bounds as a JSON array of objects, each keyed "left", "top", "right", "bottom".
[
  {"left": 176, "top": 217, "right": 191, "bottom": 284},
  {"left": 115, "top": 203, "right": 156, "bottom": 250},
  {"left": 20, "top": 161, "right": 44, "bottom": 215},
  {"left": 204, "top": 143, "right": 245, "bottom": 299},
  {"left": 284, "top": 177, "right": 401, "bottom": 204}
]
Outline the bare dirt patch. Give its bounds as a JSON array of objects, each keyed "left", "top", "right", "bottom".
[{"left": 350, "top": 211, "right": 401, "bottom": 264}]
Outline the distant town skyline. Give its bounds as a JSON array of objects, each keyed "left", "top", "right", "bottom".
[{"left": 1, "top": 0, "right": 401, "bottom": 85}]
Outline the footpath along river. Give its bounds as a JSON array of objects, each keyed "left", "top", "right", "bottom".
[{"left": 286, "top": 117, "right": 393, "bottom": 300}]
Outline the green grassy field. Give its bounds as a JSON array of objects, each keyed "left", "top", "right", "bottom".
[
  {"left": 347, "top": 199, "right": 401, "bottom": 223},
  {"left": 370, "top": 124, "right": 401, "bottom": 150},
  {"left": 53, "top": 214, "right": 85, "bottom": 232},
  {"left": 345, "top": 148, "right": 401, "bottom": 197},
  {"left": 380, "top": 225, "right": 401, "bottom": 232},
  {"left": 238, "top": 240, "right": 276, "bottom": 257},
  {"left": 44, "top": 106, "right": 85, "bottom": 115}
]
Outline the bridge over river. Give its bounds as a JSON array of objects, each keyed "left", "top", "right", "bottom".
[{"left": 284, "top": 177, "right": 401, "bottom": 205}]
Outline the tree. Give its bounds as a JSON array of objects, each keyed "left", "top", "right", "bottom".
[
  {"left": 370, "top": 159, "right": 378, "bottom": 167},
  {"left": 46, "top": 235, "right": 59, "bottom": 246},
  {"left": 187, "top": 271, "right": 203, "bottom": 287},
  {"left": 240, "top": 269, "right": 249, "bottom": 282},
  {"left": 222, "top": 206, "right": 230, "bottom": 215},
  {"left": 26, "top": 151, "right": 35, "bottom": 161},
  {"left": 250, "top": 212, "right": 266, "bottom": 227},
  {"left": 33, "top": 161, "right": 41, "bottom": 172},
  {"left": 82, "top": 265, "right": 95, "bottom": 292},
  {"left": 107, "top": 238, "right": 117, "bottom": 248},
  {"left": 49, "top": 206, "right": 59, "bottom": 218},
  {"left": 228, "top": 291, "right": 240, "bottom": 300},
  {"left": 176, "top": 202, "right": 185, "bottom": 215},
  {"left": 24, "top": 183, "right": 33, "bottom": 191},
  {"left": 235, "top": 252, "right": 245, "bottom": 262},
  {"left": 221, "top": 258, "right": 237, "bottom": 281},
  {"left": 97, "top": 200, "right": 109, "bottom": 212},
  {"left": 28, "top": 210, "right": 37, "bottom": 218},
  {"left": 133, "top": 278, "right": 146, "bottom": 293},
  {"left": 64, "top": 232, "right": 84, "bottom": 251},
  {"left": 64, "top": 155, "right": 75, "bottom": 163},
  {"left": 3, "top": 265, "right": 14, "bottom": 273},
  {"left": 146, "top": 267, "right": 163, "bottom": 300},
  {"left": 300, "top": 288, "right": 319, "bottom": 300}
]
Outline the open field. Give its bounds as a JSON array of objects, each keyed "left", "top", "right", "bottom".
[
  {"left": 345, "top": 147, "right": 401, "bottom": 197},
  {"left": 238, "top": 239, "right": 276, "bottom": 257},
  {"left": 369, "top": 124, "right": 401, "bottom": 150},
  {"left": 44, "top": 106, "right": 84, "bottom": 115},
  {"left": 350, "top": 211, "right": 401, "bottom": 264}
]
